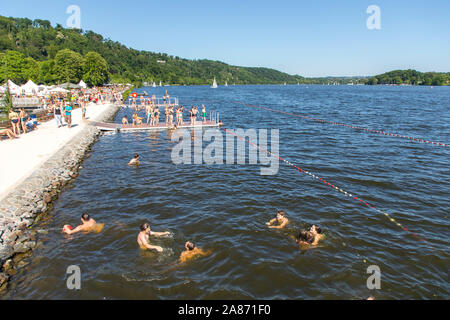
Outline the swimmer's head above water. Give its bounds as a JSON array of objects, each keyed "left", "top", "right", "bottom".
[
  {"left": 185, "top": 242, "right": 196, "bottom": 251},
  {"left": 140, "top": 222, "right": 150, "bottom": 233},
  {"left": 81, "top": 213, "right": 91, "bottom": 223},
  {"left": 276, "top": 210, "right": 286, "bottom": 220},
  {"left": 310, "top": 225, "right": 322, "bottom": 236}
]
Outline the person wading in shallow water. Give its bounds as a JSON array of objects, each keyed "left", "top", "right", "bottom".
[
  {"left": 266, "top": 210, "right": 289, "bottom": 229},
  {"left": 63, "top": 213, "right": 103, "bottom": 234},
  {"left": 137, "top": 223, "right": 170, "bottom": 252}
]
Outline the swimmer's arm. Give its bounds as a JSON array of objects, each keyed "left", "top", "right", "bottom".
[
  {"left": 268, "top": 220, "right": 288, "bottom": 229},
  {"left": 266, "top": 218, "right": 276, "bottom": 226},
  {"left": 144, "top": 243, "right": 163, "bottom": 252},
  {"left": 139, "top": 235, "right": 163, "bottom": 252},
  {"left": 65, "top": 225, "right": 85, "bottom": 235},
  {"left": 150, "top": 231, "right": 170, "bottom": 237}
]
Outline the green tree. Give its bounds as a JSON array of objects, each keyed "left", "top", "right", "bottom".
[
  {"left": 54, "top": 49, "right": 83, "bottom": 83},
  {"left": 22, "top": 57, "right": 39, "bottom": 82},
  {"left": 82, "top": 51, "right": 109, "bottom": 86},
  {"left": 0, "top": 50, "right": 27, "bottom": 83}
]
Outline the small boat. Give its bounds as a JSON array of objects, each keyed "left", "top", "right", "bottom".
[
  {"left": 225, "top": 81, "right": 228, "bottom": 87},
  {"left": 211, "top": 78, "right": 218, "bottom": 89},
  {"left": 159, "top": 81, "right": 162, "bottom": 87},
  {"left": 152, "top": 82, "right": 156, "bottom": 88}
]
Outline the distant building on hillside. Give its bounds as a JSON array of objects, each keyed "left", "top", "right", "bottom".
[{"left": 157, "top": 60, "right": 166, "bottom": 64}]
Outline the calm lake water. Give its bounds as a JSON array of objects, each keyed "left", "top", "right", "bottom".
[{"left": 2, "top": 85, "right": 449, "bottom": 299}]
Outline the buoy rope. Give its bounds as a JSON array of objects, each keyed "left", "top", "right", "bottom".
[
  {"left": 232, "top": 101, "right": 449, "bottom": 147},
  {"left": 223, "top": 128, "right": 428, "bottom": 243}
]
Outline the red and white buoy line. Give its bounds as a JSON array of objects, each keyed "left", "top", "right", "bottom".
[
  {"left": 232, "top": 101, "right": 450, "bottom": 148},
  {"left": 223, "top": 128, "right": 429, "bottom": 244}
]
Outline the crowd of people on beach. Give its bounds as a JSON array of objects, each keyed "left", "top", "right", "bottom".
[{"left": 1, "top": 86, "right": 125, "bottom": 140}]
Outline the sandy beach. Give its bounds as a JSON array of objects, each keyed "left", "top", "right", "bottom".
[{"left": 0, "top": 103, "right": 113, "bottom": 201}]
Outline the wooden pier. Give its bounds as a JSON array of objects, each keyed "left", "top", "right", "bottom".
[{"left": 93, "top": 120, "right": 222, "bottom": 132}]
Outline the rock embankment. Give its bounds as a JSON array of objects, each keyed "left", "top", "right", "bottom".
[{"left": 0, "top": 103, "right": 120, "bottom": 290}]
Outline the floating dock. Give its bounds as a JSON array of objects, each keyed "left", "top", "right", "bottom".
[{"left": 93, "top": 120, "right": 222, "bottom": 132}]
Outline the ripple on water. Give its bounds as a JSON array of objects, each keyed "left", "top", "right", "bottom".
[{"left": 2, "top": 85, "right": 449, "bottom": 300}]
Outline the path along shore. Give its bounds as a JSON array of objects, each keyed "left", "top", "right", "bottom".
[{"left": 0, "top": 102, "right": 120, "bottom": 289}]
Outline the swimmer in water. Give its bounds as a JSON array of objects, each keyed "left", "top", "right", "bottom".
[
  {"left": 128, "top": 154, "right": 140, "bottom": 166},
  {"left": 63, "top": 213, "right": 101, "bottom": 235},
  {"left": 179, "top": 241, "right": 209, "bottom": 263},
  {"left": 266, "top": 210, "right": 289, "bottom": 229},
  {"left": 309, "top": 224, "right": 324, "bottom": 245},
  {"left": 137, "top": 222, "right": 170, "bottom": 252},
  {"left": 294, "top": 230, "right": 315, "bottom": 246}
]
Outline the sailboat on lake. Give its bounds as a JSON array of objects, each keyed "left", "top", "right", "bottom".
[{"left": 211, "top": 77, "right": 218, "bottom": 89}]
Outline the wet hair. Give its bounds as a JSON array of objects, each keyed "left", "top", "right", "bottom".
[
  {"left": 140, "top": 223, "right": 150, "bottom": 231},
  {"left": 186, "top": 242, "right": 196, "bottom": 251},
  {"left": 81, "top": 213, "right": 90, "bottom": 221},
  {"left": 277, "top": 210, "right": 286, "bottom": 217},
  {"left": 297, "top": 230, "right": 314, "bottom": 244},
  {"left": 312, "top": 225, "right": 322, "bottom": 234},
  {"left": 134, "top": 154, "right": 139, "bottom": 159}
]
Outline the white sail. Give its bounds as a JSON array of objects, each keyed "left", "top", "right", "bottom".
[
  {"left": 211, "top": 77, "right": 218, "bottom": 88},
  {"left": 159, "top": 81, "right": 162, "bottom": 87},
  {"left": 225, "top": 81, "right": 228, "bottom": 87},
  {"left": 152, "top": 82, "right": 156, "bottom": 87}
]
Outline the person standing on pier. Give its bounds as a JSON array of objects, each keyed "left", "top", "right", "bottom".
[
  {"left": 155, "top": 106, "right": 160, "bottom": 125},
  {"left": 168, "top": 107, "right": 174, "bottom": 127},
  {"left": 146, "top": 103, "right": 153, "bottom": 125},
  {"left": 202, "top": 105, "right": 207, "bottom": 123}
]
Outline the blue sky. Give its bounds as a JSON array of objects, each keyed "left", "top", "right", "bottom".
[{"left": 1, "top": 0, "right": 449, "bottom": 77}]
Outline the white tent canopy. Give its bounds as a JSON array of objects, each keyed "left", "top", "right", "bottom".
[
  {"left": 20, "top": 80, "right": 39, "bottom": 95},
  {"left": 78, "top": 80, "right": 87, "bottom": 88},
  {"left": 48, "top": 87, "right": 69, "bottom": 93},
  {"left": 7, "top": 80, "right": 20, "bottom": 94}
]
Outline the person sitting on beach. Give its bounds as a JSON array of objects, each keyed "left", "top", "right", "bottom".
[
  {"left": 63, "top": 213, "right": 102, "bottom": 235},
  {"left": 179, "top": 241, "right": 209, "bottom": 263},
  {"left": 266, "top": 210, "right": 289, "bottom": 229},
  {"left": 309, "top": 224, "right": 324, "bottom": 245},
  {"left": 25, "top": 117, "right": 38, "bottom": 131},
  {"left": 0, "top": 127, "right": 18, "bottom": 140},
  {"left": 128, "top": 154, "right": 140, "bottom": 166},
  {"left": 137, "top": 222, "right": 170, "bottom": 252},
  {"left": 122, "top": 115, "right": 129, "bottom": 125}
]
